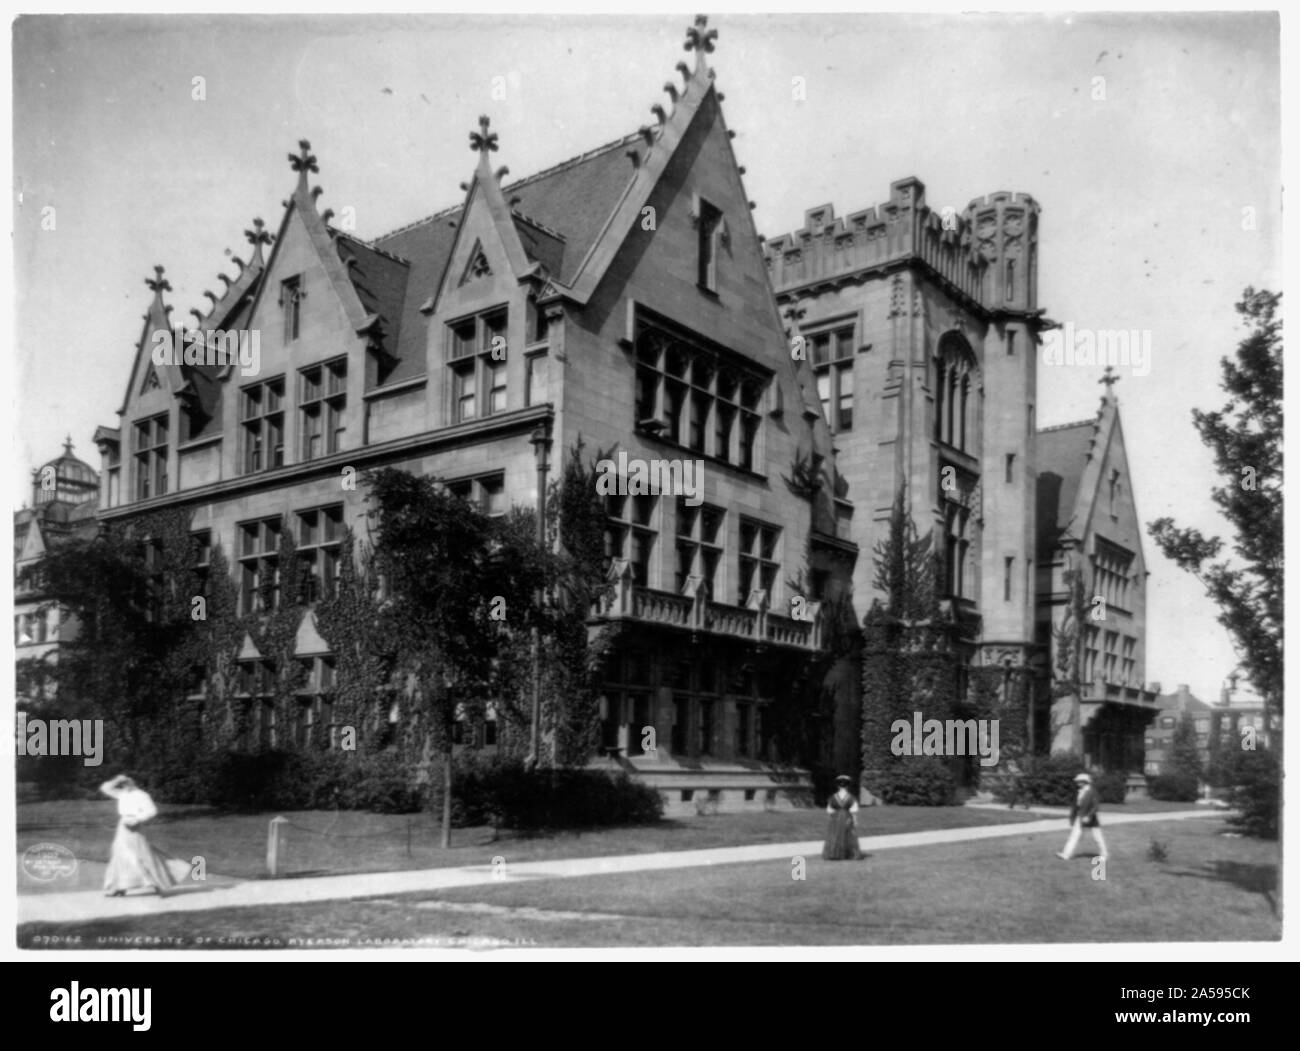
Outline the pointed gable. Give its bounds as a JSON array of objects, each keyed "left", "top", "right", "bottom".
[
  {"left": 119, "top": 266, "right": 182, "bottom": 416},
  {"left": 1037, "top": 392, "right": 1147, "bottom": 570},
  {"left": 243, "top": 145, "right": 376, "bottom": 351},
  {"left": 17, "top": 516, "right": 48, "bottom": 563}
]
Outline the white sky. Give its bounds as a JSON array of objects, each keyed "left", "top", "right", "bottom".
[{"left": 8, "top": 9, "right": 1283, "bottom": 710}]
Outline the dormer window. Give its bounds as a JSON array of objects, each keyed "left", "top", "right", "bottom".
[
  {"left": 300, "top": 358, "right": 347, "bottom": 460},
  {"left": 133, "top": 414, "right": 169, "bottom": 500},
  {"left": 446, "top": 307, "right": 509, "bottom": 422}
]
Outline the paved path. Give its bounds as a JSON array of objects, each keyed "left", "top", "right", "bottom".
[{"left": 18, "top": 809, "right": 1223, "bottom": 926}]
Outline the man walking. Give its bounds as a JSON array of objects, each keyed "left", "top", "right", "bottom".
[{"left": 1057, "top": 772, "right": 1108, "bottom": 860}]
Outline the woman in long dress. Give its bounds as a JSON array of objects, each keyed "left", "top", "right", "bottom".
[
  {"left": 822, "top": 775, "right": 863, "bottom": 860},
  {"left": 100, "top": 775, "right": 190, "bottom": 896}
]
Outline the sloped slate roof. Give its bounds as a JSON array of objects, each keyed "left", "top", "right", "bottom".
[
  {"left": 366, "top": 131, "right": 640, "bottom": 375},
  {"left": 501, "top": 133, "right": 638, "bottom": 284},
  {"left": 512, "top": 214, "right": 566, "bottom": 276},
  {"left": 1036, "top": 419, "right": 1094, "bottom": 552},
  {"left": 370, "top": 207, "right": 461, "bottom": 377},
  {"left": 332, "top": 233, "right": 419, "bottom": 386}
]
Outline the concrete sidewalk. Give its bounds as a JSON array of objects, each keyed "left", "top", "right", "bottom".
[{"left": 18, "top": 809, "right": 1223, "bottom": 927}]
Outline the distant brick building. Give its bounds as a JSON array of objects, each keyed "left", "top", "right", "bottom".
[{"left": 1145, "top": 683, "right": 1269, "bottom": 778}]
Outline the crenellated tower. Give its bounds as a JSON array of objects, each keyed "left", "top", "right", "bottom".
[{"left": 765, "top": 178, "right": 1048, "bottom": 772}]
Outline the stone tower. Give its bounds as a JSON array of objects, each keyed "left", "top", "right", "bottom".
[{"left": 765, "top": 178, "right": 1048, "bottom": 773}]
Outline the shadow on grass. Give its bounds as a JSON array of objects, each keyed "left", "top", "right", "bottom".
[{"left": 1164, "top": 859, "right": 1278, "bottom": 915}]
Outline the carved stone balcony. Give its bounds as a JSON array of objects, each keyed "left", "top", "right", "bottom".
[{"left": 596, "top": 559, "right": 823, "bottom": 651}]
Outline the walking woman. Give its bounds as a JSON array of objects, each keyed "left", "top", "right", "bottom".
[
  {"left": 822, "top": 775, "right": 864, "bottom": 860},
  {"left": 100, "top": 774, "right": 190, "bottom": 896}
]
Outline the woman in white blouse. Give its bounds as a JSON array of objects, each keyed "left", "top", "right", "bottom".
[{"left": 100, "top": 774, "right": 190, "bottom": 896}]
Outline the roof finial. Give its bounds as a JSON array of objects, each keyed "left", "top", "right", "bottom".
[
  {"left": 684, "top": 15, "right": 717, "bottom": 70},
  {"left": 1099, "top": 365, "right": 1120, "bottom": 393},
  {"left": 145, "top": 265, "right": 172, "bottom": 299},
  {"left": 289, "top": 139, "right": 318, "bottom": 191},
  {"left": 470, "top": 115, "right": 498, "bottom": 156},
  {"left": 245, "top": 217, "right": 273, "bottom": 262},
  {"left": 63, "top": 435, "right": 74, "bottom": 455}
]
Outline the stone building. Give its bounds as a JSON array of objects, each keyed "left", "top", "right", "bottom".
[
  {"left": 14, "top": 439, "right": 101, "bottom": 707},
  {"left": 1036, "top": 380, "right": 1159, "bottom": 779},
  {"left": 91, "top": 18, "right": 849, "bottom": 810},
  {"left": 764, "top": 183, "right": 1158, "bottom": 781},
  {"left": 75, "top": 16, "right": 1159, "bottom": 802},
  {"left": 764, "top": 180, "right": 1048, "bottom": 776}
]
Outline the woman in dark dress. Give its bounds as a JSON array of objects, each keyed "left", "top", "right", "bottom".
[{"left": 822, "top": 775, "right": 863, "bottom": 860}]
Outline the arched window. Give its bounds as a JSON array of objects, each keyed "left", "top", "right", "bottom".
[{"left": 933, "top": 333, "right": 978, "bottom": 454}]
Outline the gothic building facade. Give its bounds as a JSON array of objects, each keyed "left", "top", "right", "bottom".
[
  {"left": 765, "top": 182, "right": 1157, "bottom": 782},
  {"left": 89, "top": 19, "right": 849, "bottom": 810},
  {"left": 67, "top": 16, "right": 1157, "bottom": 803}
]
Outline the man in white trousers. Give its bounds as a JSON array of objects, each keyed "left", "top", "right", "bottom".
[{"left": 1057, "top": 772, "right": 1109, "bottom": 860}]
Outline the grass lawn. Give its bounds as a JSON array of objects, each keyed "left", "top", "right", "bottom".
[
  {"left": 18, "top": 815, "right": 1278, "bottom": 948},
  {"left": 18, "top": 798, "right": 1048, "bottom": 891}
]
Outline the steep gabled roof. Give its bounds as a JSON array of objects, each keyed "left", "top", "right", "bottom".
[
  {"left": 332, "top": 232, "right": 417, "bottom": 384},
  {"left": 371, "top": 131, "right": 639, "bottom": 295},
  {"left": 502, "top": 135, "right": 638, "bottom": 285},
  {"left": 370, "top": 205, "right": 462, "bottom": 373},
  {"left": 117, "top": 18, "right": 748, "bottom": 412},
  {"left": 512, "top": 213, "right": 566, "bottom": 277},
  {"left": 1036, "top": 418, "right": 1095, "bottom": 552}
]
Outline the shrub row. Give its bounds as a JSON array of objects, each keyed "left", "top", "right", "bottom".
[
  {"left": 1093, "top": 771, "right": 1129, "bottom": 804},
  {"left": 1147, "top": 772, "right": 1200, "bottom": 802},
  {"left": 197, "top": 749, "right": 423, "bottom": 813},
  {"left": 868, "top": 757, "right": 958, "bottom": 806},
  {"left": 992, "top": 753, "right": 1087, "bottom": 806},
  {"left": 143, "top": 749, "right": 665, "bottom": 830},
  {"left": 438, "top": 755, "right": 664, "bottom": 830}
]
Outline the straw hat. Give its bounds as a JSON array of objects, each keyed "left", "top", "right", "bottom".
[{"left": 1074, "top": 773, "right": 1092, "bottom": 784}]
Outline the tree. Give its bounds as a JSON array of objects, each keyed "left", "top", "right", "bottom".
[
  {"left": 18, "top": 510, "right": 206, "bottom": 778},
  {"left": 364, "top": 467, "right": 539, "bottom": 847},
  {"left": 860, "top": 486, "right": 960, "bottom": 797},
  {"left": 1148, "top": 288, "right": 1282, "bottom": 730},
  {"left": 543, "top": 440, "right": 617, "bottom": 765},
  {"left": 1166, "top": 713, "right": 1204, "bottom": 787}
]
